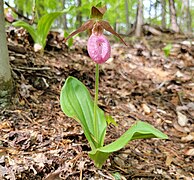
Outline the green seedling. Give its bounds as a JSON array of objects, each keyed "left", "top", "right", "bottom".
[{"left": 163, "top": 43, "right": 172, "bottom": 57}]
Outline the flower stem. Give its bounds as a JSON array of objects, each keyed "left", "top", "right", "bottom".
[{"left": 94, "top": 63, "right": 99, "bottom": 144}]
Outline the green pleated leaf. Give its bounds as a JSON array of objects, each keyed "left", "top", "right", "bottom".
[
  {"left": 60, "top": 76, "right": 107, "bottom": 150},
  {"left": 12, "top": 21, "right": 37, "bottom": 43},
  {"left": 13, "top": 7, "right": 72, "bottom": 50},
  {"left": 89, "top": 121, "right": 168, "bottom": 168},
  {"left": 37, "top": 7, "right": 72, "bottom": 47}
]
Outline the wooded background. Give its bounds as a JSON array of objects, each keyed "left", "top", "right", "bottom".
[
  {"left": 1, "top": 1, "right": 194, "bottom": 179},
  {"left": 4, "top": 0, "right": 194, "bottom": 37}
]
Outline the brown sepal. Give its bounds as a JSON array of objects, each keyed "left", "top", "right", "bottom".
[
  {"left": 65, "top": 20, "right": 95, "bottom": 42},
  {"left": 99, "top": 20, "right": 128, "bottom": 46},
  {"left": 91, "top": 6, "right": 107, "bottom": 19}
]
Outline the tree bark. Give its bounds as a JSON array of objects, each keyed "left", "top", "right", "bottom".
[
  {"left": 135, "top": 0, "right": 144, "bottom": 37},
  {"left": 161, "top": 0, "right": 166, "bottom": 29},
  {"left": 76, "top": 0, "right": 82, "bottom": 28},
  {"left": 168, "top": 0, "right": 180, "bottom": 32},
  {"left": 0, "top": 0, "right": 13, "bottom": 107},
  {"left": 181, "top": 0, "right": 192, "bottom": 33},
  {"left": 62, "top": 0, "right": 68, "bottom": 29},
  {"left": 125, "top": 0, "right": 130, "bottom": 33}
]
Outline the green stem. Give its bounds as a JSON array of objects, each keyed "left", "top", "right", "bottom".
[{"left": 94, "top": 63, "right": 99, "bottom": 144}]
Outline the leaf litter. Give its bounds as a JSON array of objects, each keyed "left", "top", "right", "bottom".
[{"left": 0, "top": 30, "right": 194, "bottom": 179}]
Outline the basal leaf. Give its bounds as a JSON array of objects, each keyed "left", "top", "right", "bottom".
[
  {"left": 36, "top": 9, "right": 69, "bottom": 47},
  {"left": 60, "top": 76, "right": 107, "bottom": 149},
  {"left": 12, "top": 20, "right": 37, "bottom": 43},
  {"left": 13, "top": 7, "right": 72, "bottom": 49},
  {"left": 89, "top": 121, "right": 168, "bottom": 168}
]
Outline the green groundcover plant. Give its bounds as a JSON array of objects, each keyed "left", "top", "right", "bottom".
[
  {"left": 60, "top": 5, "right": 168, "bottom": 168},
  {"left": 163, "top": 43, "right": 172, "bottom": 57},
  {"left": 12, "top": 7, "right": 72, "bottom": 52}
]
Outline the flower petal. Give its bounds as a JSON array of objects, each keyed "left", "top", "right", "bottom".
[{"left": 87, "top": 34, "right": 111, "bottom": 64}]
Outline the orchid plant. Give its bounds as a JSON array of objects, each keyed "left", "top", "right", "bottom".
[
  {"left": 12, "top": 7, "right": 72, "bottom": 52},
  {"left": 60, "top": 6, "right": 168, "bottom": 168}
]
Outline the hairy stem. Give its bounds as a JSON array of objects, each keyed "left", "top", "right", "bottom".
[{"left": 94, "top": 63, "right": 99, "bottom": 144}]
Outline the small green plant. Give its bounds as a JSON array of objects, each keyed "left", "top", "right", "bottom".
[
  {"left": 12, "top": 7, "right": 72, "bottom": 52},
  {"left": 163, "top": 43, "right": 172, "bottom": 57},
  {"left": 64, "top": 31, "right": 73, "bottom": 48},
  {"left": 60, "top": 6, "right": 168, "bottom": 168}
]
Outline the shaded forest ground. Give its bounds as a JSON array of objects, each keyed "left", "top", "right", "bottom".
[{"left": 0, "top": 30, "right": 194, "bottom": 179}]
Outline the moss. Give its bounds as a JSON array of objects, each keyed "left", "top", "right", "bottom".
[{"left": 0, "top": 78, "right": 14, "bottom": 107}]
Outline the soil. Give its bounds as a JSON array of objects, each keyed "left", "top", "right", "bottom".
[{"left": 0, "top": 31, "right": 194, "bottom": 180}]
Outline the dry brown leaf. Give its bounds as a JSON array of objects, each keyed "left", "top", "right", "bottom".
[
  {"left": 165, "top": 154, "right": 174, "bottom": 167},
  {"left": 173, "top": 121, "right": 190, "bottom": 133},
  {"left": 142, "top": 67, "right": 171, "bottom": 83},
  {"left": 43, "top": 169, "right": 62, "bottom": 180},
  {"left": 0, "top": 121, "right": 12, "bottom": 130},
  {"left": 184, "top": 149, "right": 194, "bottom": 156},
  {"left": 181, "top": 133, "right": 194, "bottom": 142},
  {"left": 177, "top": 111, "right": 188, "bottom": 127},
  {"left": 142, "top": 103, "right": 151, "bottom": 114}
]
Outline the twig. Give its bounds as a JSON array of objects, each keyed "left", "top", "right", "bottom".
[
  {"left": 177, "top": 92, "right": 194, "bottom": 121},
  {"left": 98, "top": 170, "right": 113, "bottom": 179},
  {"left": 13, "top": 66, "right": 51, "bottom": 71},
  {"left": 5, "top": 2, "right": 31, "bottom": 22}
]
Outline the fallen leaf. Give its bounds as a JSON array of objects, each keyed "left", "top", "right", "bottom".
[
  {"left": 43, "top": 168, "right": 62, "bottom": 180},
  {"left": 165, "top": 154, "right": 173, "bottom": 167},
  {"left": 175, "top": 71, "right": 184, "bottom": 78},
  {"left": 181, "top": 133, "right": 194, "bottom": 142},
  {"left": 173, "top": 121, "right": 190, "bottom": 133},
  {"left": 128, "top": 102, "right": 137, "bottom": 112},
  {"left": 33, "top": 153, "right": 52, "bottom": 168},
  {"left": 185, "top": 149, "right": 194, "bottom": 156},
  {"left": 0, "top": 121, "right": 12, "bottom": 131},
  {"left": 177, "top": 111, "right": 188, "bottom": 127},
  {"left": 187, "top": 102, "right": 194, "bottom": 108},
  {"left": 142, "top": 103, "right": 151, "bottom": 114}
]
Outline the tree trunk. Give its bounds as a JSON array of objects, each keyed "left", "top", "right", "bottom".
[
  {"left": 161, "top": 0, "right": 166, "bottom": 29},
  {"left": 154, "top": 1, "right": 158, "bottom": 18},
  {"left": 0, "top": 0, "right": 13, "bottom": 107},
  {"left": 168, "top": 0, "right": 180, "bottom": 32},
  {"left": 76, "top": 0, "right": 82, "bottom": 28},
  {"left": 62, "top": 0, "right": 68, "bottom": 29},
  {"left": 135, "top": 0, "right": 144, "bottom": 37},
  {"left": 125, "top": 0, "right": 130, "bottom": 33},
  {"left": 181, "top": 0, "right": 192, "bottom": 33}
]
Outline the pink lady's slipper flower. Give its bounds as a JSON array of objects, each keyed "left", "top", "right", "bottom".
[
  {"left": 65, "top": 6, "right": 127, "bottom": 64},
  {"left": 87, "top": 34, "right": 111, "bottom": 64},
  {"left": 4, "top": 9, "right": 14, "bottom": 23}
]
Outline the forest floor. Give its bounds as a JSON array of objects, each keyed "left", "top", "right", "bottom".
[{"left": 0, "top": 30, "right": 194, "bottom": 180}]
